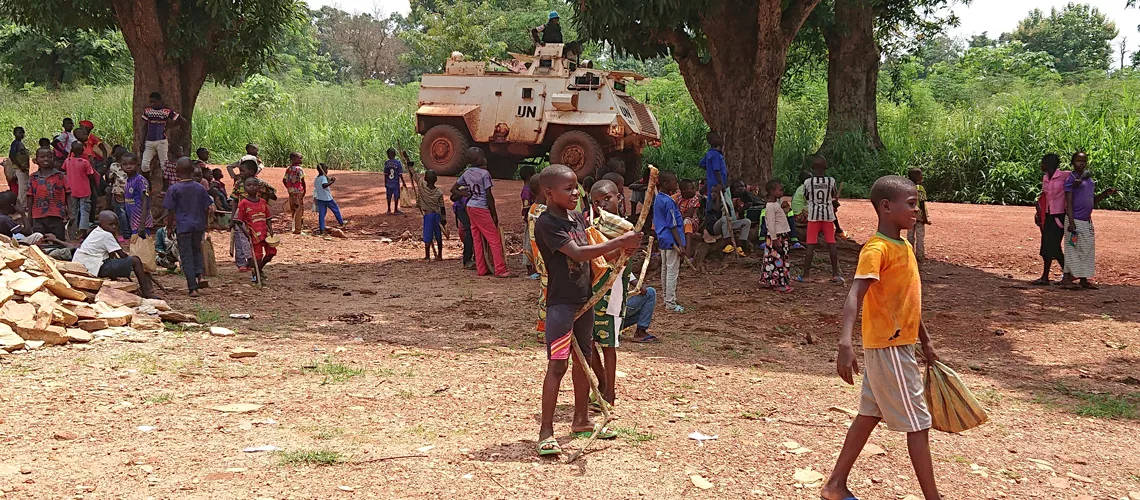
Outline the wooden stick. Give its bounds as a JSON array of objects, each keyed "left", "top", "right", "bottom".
[{"left": 627, "top": 235, "right": 654, "bottom": 296}]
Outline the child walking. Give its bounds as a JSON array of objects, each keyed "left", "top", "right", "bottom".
[
  {"left": 822, "top": 175, "right": 940, "bottom": 500},
  {"left": 283, "top": 152, "right": 306, "bottom": 234},
  {"left": 162, "top": 158, "right": 214, "bottom": 295},
  {"left": 653, "top": 172, "right": 687, "bottom": 313},
  {"left": 416, "top": 171, "right": 445, "bottom": 261},
  {"left": 234, "top": 177, "right": 275, "bottom": 282},
  {"left": 906, "top": 168, "right": 929, "bottom": 262},
  {"left": 533, "top": 165, "right": 641, "bottom": 456},
  {"left": 760, "top": 180, "right": 792, "bottom": 292},
  {"left": 799, "top": 156, "right": 843, "bottom": 283},
  {"left": 313, "top": 163, "right": 344, "bottom": 235},
  {"left": 384, "top": 148, "right": 407, "bottom": 214}
]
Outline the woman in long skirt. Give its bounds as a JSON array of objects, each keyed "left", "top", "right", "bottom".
[{"left": 1061, "top": 152, "right": 1117, "bottom": 290}]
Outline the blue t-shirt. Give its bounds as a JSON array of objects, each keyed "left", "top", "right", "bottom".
[
  {"left": 652, "top": 192, "right": 685, "bottom": 249},
  {"left": 161, "top": 180, "right": 213, "bottom": 233},
  {"left": 384, "top": 159, "right": 403, "bottom": 189},
  {"left": 314, "top": 175, "right": 333, "bottom": 202},
  {"left": 699, "top": 148, "right": 728, "bottom": 197},
  {"left": 456, "top": 167, "right": 493, "bottom": 209}
]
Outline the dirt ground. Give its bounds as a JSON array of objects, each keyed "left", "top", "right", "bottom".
[{"left": 1, "top": 167, "right": 1138, "bottom": 499}]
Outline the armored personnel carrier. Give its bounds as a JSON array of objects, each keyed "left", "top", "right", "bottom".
[{"left": 415, "top": 44, "right": 661, "bottom": 180}]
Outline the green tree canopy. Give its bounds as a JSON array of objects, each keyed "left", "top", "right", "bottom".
[
  {"left": 1010, "top": 3, "right": 1118, "bottom": 73},
  {"left": 0, "top": 21, "right": 132, "bottom": 89}
]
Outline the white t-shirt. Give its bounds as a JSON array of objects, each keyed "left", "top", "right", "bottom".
[
  {"left": 765, "top": 201, "right": 791, "bottom": 236},
  {"left": 72, "top": 226, "right": 122, "bottom": 276},
  {"left": 803, "top": 176, "right": 837, "bottom": 222}
]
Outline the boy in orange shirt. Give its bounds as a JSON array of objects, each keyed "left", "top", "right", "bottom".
[{"left": 822, "top": 175, "right": 940, "bottom": 500}]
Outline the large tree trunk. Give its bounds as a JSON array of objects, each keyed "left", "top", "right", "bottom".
[
  {"left": 666, "top": 0, "right": 819, "bottom": 185},
  {"left": 818, "top": 0, "right": 883, "bottom": 155},
  {"left": 110, "top": 0, "right": 208, "bottom": 210}
]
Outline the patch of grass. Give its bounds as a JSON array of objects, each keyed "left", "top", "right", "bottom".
[
  {"left": 194, "top": 306, "right": 223, "bottom": 324},
  {"left": 396, "top": 389, "right": 416, "bottom": 399},
  {"left": 1055, "top": 384, "right": 1139, "bottom": 420},
  {"left": 614, "top": 426, "right": 657, "bottom": 444},
  {"left": 278, "top": 449, "right": 344, "bottom": 466},
  {"left": 111, "top": 352, "right": 158, "bottom": 375},
  {"left": 302, "top": 358, "right": 364, "bottom": 383},
  {"left": 145, "top": 394, "right": 173, "bottom": 404},
  {"left": 740, "top": 410, "right": 768, "bottom": 420},
  {"left": 974, "top": 388, "right": 1004, "bottom": 406},
  {"left": 313, "top": 427, "right": 344, "bottom": 440}
]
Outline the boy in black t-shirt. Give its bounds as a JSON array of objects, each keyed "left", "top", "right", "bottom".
[{"left": 533, "top": 165, "right": 641, "bottom": 457}]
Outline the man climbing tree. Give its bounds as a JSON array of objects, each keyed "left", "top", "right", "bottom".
[
  {"left": 0, "top": 0, "right": 301, "bottom": 158},
  {"left": 573, "top": 0, "right": 821, "bottom": 184}
]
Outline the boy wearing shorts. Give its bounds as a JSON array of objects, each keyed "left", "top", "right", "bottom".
[
  {"left": 799, "top": 156, "right": 843, "bottom": 283},
  {"left": 533, "top": 165, "right": 641, "bottom": 457},
  {"left": 822, "top": 175, "right": 941, "bottom": 500}
]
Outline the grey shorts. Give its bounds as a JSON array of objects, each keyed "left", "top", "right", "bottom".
[{"left": 859, "top": 344, "right": 932, "bottom": 432}]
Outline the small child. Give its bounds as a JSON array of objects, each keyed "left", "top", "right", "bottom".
[
  {"left": 760, "top": 179, "right": 792, "bottom": 293},
  {"left": 822, "top": 175, "right": 940, "bottom": 500},
  {"left": 653, "top": 172, "right": 687, "bottom": 313},
  {"left": 283, "top": 152, "right": 306, "bottom": 234},
  {"left": 383, "top": 148, "right": 407, "bottom": 214},
  {"left": 208, "top": 169, "right": 231, "bottom": 211},
  {"left": 416, "top": 170, "right": 445, "bottom": 261},
  {"left": 533, "top": 165, "right": 641, "bottom": 456},
  {"left": 799, "top": 156, "right": 843, "bottom": 283},
  {"left": 524, "top": 174, "right": 548, "bottom": 335},
  {"left": 313, "top": 163, "right": 344, "bottom": 234},
  {"left": 906, "top": 167, "right": 929, "bottom": 262},
  {"left": 673, "top": 179, "right": 702, "bottom": 257},
  {"left": 520, "top": 165, "right": 538, "bottom": 278},
  {"left": 195, "top": 147, "right": 210, "bottom": 168},
  {"left": 234, "top": 177, "right": 275, "bottom": 283},
  {"left": 452, "top": 191, "right": 474, "bottom": 269},
  {"left": 26, "top": 148, "right": 69, "bottom": 241},
  {"left": 161, "top": 145, "right": 183, "bottom": 194},
  {"left": 600, "top": 172, "right": 628, "bottom": 218},
  {"left": 120, "top": 152, "right": 154, "bottom": 240},
  {"left": 162, "top": 158, "right": 214, "bottom": 295},
  {"left": 8, "top": 126, "right": 29, "bottom": 201},
  {"left": 62, "top": 141, "right": 98, "bottom": 240}
]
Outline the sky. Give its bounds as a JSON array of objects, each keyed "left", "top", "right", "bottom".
[{"left": 305, "top": 0, "right": 1140, "bottom": 66}]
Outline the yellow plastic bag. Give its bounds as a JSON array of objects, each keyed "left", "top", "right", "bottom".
[
  {"left": 924, "top": 360, "right": 988, "bottom": 433},
  {"left": 129, "top": 234, "right": 158, "bottom": 273}
]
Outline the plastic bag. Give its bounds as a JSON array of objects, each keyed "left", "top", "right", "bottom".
[
  {"left": 129, "top": 234, "right": 158, "bottom": 273},
  {"left": 924, "top": 360, "right": 988, "bottom": 433}
]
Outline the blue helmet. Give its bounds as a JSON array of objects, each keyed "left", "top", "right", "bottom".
[{"left": 549, "top": 11, "right": 559, "bottom": 19}]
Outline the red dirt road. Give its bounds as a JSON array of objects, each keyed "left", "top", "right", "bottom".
[{"left": 0, "top": 167, "right": 1137, "bottom": 499}]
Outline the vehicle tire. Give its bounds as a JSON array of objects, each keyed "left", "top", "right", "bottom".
[
  {"left": 420, "top": 124, "right": 470, "bottom": 176},
  {"left": 550, "top": 131, "right": 605, "bottom": 179},
  {"left": 487, "top": 154, "right": 519, "bottom": 179}
]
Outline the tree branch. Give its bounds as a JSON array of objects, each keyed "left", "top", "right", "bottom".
[{"left": 781, "top": 0, "right": 823, "bottom": 47}]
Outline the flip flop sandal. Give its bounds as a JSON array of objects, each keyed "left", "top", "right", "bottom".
[
  {"left": 631, "top": 334, "right": 659, "bottom": 343},
  {"left": 537, "top": 437, "right": 562, "bottom": 456},
  {"left": 572, "top": 427, "right": 618, "bottom": 440}
]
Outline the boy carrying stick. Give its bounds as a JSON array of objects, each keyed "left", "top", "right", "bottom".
[
  {"left": 533, "top": 165, "right": 641, "bottom": 457},
  {"left": 822, "top": 175, "right": 940, "bottom": 500}
]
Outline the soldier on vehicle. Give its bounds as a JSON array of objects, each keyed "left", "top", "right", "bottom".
[{"left": 531, "top": 11, "right": 563, "bottom": 45}]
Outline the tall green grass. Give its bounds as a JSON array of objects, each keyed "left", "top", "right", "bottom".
[{"left": 2, "top": 74, "right": 1138, "bottom": 210}]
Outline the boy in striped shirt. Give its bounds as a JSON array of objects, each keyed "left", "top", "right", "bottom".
[
  {"left": 798, "top": 156, "right": 843, "bottom": 283},
  {"left": 823, "top": 175, "right": 940, "bottom": 500}
]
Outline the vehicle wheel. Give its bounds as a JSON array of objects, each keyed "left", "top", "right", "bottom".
[
  {"left": 420, "top": 124, "right": 470, "bottom": 176},
  {"left": 550, "top": 131, "right": 605, "bottom": 179},
  {"left": 487, "top": 154, "right": 519, "bottom": 179}
]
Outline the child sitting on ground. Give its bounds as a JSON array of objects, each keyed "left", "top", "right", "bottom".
[
  {"left": 234, "top": 177, "right": 275, "bottom": 282},
  {"left": 283, "top": 152, "right": 306, "bottom": 234},
  {"left": 822, "top": 175, "right": 940, "bottom": 500},
  {"left": 416, "top": 171, "right": 446, "bottom": 261},
  {"left": 906, "top": 167, "right": 929, "bottom": 262},
  {"left": 208, "top": 169, "right": 230, "bottom": 212},
  {"left": 533, "top": 165, "right": 641, "bottom": 457},
  {"left": 383, "top": 148, "right": 406, "bottom": 215},
  {"left": 653, "top": 172, "right": 687, "bottom": 313},
  {"left": 799, "top": 156, "right": 843, "bottom": 283},
  {"left": 760, "top": 179, "right": 792, "bottom": 293},
  {"left": 673, "top": 178, "right": 703, "bottom": 259}
]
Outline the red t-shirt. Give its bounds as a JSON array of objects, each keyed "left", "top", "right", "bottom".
[
  {"left": 28, "top": 171, "right": 68, "bottom": 219},
  {"left": 236, "top": 197, "right": 271, "bottom": 243},
  {"left": 62, "top": 156, "right": 96, "bottom": 198}
]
